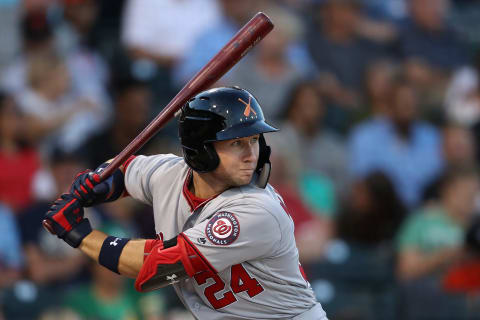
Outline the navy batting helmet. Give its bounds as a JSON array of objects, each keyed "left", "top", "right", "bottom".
[{"left": 178, "top": 87, "right": 278, "bottom": 186}]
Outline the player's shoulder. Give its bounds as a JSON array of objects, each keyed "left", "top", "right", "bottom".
[
  {"left": 129, "top": 153, "right": 187, "bottom": 173},
  {"left": 131, "top": 153, "right": 183, "bottom": 165},
  {"left": 223, "top": 183, "right": 290, "bottom": 223}
]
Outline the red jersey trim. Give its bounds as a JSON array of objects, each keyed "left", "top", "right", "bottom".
[
  {"left": 182, "top": 169, "right": 219, "bottom": 212},
  {"left": 180, "top": 233, "right": 218, "bottom": 274},
  {"left": 121, "top": 155, "right": 137, "bottom": 197},
  {"left": 123, "top": 155, "right": 137, "bottom": 171}
]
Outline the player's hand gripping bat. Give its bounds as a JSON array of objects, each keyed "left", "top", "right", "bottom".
[{"left": 43, "top": 12, "right": 274, "bottom": 235}]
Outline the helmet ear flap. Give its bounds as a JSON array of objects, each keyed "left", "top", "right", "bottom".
[
  {"left": 254, "top": 134, "right": 272, "bottom": 189},
  {"left": 256, "top": 134, "right": 271, "bottom": 171},
  {"left": 182, "top": 142, "right": 219, "bottom": 173},
  {"left": 203, "top": 143, "right": 220, "bottom": 172}
]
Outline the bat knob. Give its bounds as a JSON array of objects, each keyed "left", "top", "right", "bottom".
[{"left": 42, "top": 219, "right": 56, "bottom": 235}]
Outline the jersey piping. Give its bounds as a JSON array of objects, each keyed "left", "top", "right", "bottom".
[{"left": 182, "top": 169, "right": 220, "bottom": 212}]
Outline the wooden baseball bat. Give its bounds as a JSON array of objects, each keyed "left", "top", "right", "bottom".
[{"left": 43, "top": 12, "right": 273, "bottom": 235}]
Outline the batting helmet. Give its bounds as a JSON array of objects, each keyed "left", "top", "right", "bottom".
[{"left": 178, "top": 87, "right": 278, "bottom": 185}]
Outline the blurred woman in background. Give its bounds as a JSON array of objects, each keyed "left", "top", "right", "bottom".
[
  {"left": 336, "top": 171, "right": 406, "bottom": 245},
  {"left": 0, "top": 92, "right": 40, "bottom": 212},
  {"left": 15, "top": 51, "right": 102, "bottom": 156}
]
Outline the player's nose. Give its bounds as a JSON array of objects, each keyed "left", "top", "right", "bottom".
[{"left": 242, "top": 144, "right": 257, "bottom": 163}]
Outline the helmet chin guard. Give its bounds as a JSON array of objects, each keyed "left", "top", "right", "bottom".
[{"left": 178, "top": 87, "right": 278, "bottom": 187}]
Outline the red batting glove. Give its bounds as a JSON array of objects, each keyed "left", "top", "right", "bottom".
[{"left": 44, "top": 193, "right": 92, "bottom": 248}]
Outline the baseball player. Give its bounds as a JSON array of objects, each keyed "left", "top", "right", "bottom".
[{"left": 44, "top": 87, "right": 327, "bottom": 319}]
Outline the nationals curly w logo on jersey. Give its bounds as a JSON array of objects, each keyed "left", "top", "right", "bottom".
[{"left": 205, "top": 212, "right": 240, "bottom": 245}]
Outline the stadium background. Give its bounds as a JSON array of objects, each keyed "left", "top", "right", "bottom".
[{"left": 1, "top": 0, "right": 480, "bottom": 319}]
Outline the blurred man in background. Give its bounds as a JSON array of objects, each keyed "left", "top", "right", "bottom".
[{"left": 349, "top": 76, "right": 443, "bottom": 208}]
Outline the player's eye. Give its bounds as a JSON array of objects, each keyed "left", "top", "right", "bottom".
[
  {"left": 231, "top": 140, "right": 241, "bottom": 147},
  {"left": 251, "top": 137, "right": 259, "bottom": 144}
]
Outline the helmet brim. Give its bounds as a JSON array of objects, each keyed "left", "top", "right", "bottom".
[{"left": 212, "top": 121, "right": 279, "bottom": 141}]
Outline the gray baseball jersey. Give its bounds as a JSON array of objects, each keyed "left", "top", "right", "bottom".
[{"left": 125, "top": 154, "right": 327, "bottom": 320}]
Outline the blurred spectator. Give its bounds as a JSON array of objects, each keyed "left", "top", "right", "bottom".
[
  {"left": 17, "top": 150, "right": 99, "bottom": 287},
  {"left": 337, "top": 171, "right": 406, "bottom": 245},
  {"left": 0, "top": 203, "right": 22, "bottom": 317},
  {"left": 0, "top": 0, "right": 21, "bottom": 73},
  {"left": 361, "top": 0, "right": 408, "bottom": 21},
  {"left": 15, "top": 51, "right": 104, "bottom": 155},
  {"left": 422, "top": 123, "right": 476, "bottom": 204},
  {"left": 306, "top": 0, "right": 386, "bottom": 132},
  {"left": 395, "top": 166, "right": 480, "bottom": 318},
  {"left": 4, "top": 150, "right": 100, "bottom": 319},
  {"left": 268, "top": 80, "right": 347, "bottom": 197},
  {"left": 63, "top": 222, "right": 166, "bottom": 320},
  {"left": 354, "top": 2, "right": 399, "bottom": 45},
  {"left": 459, "top": 52, "right": 480, "bottom": 164},
  {"left": 122, "top": 0, "right": 220, "bottom": 107},
  {"left": 442, "top": 123, "right": 476, "bottom": 168},
  {"left": 122, "top": 0, "right": 222, "bottom": 113},
  {"left": 449, "top": 0, "right": 480, "bottom": 52},
  {"left": 361, "top": 59, "right": 398, "bottom": 118},
  {"left": 349, "top": 76, "right": 444, "bottom": 208},
  {"left": 269, "top": 150, "right": 334, "bottom": 265},
  {"left": 1, "top": 6, "right": 108, "bottom": 97},
  {"left": 1, "top": 8, "right": 55, "bottom": 95},
  {"left": 0, "top": 92, "right": 40, "bottom": 212},
  {"left": 65, "top": 261, "right": 165, "bottom": 320},
  {"left": 444, "top": 50, "right": 480, "bottom": 126},
  {"left": 75, "top": 75, "right": 159, "bottom": 168},
  {"left": 224, "top": 5, "right": 312, "bottom": 122},
  {"left": 0, "top": 279, "right": 71, "bottom": 320},
  {"left": 399, "top": 0, "right": 468, "bottom": 72},
  {"left": 173, "top": 0, "right": 258, "bottom": 86},
  {"left": 396, "top": 167, "right": 478, "bottom": 282},
  {"left": 122, "top": 0, "right": 220, "bottom": 68},
  {"left": 308, "top": 171, "right": 404, "bottom": 319},
  {"left": 54, "top": 0, "right": 111, "bottom": 113},
  {"left": 0, "top": 203, "right": 23, "bottom": 288},
  {"left": 398, "top": 0, "right": 469, "bottom": 117},
  {"left": 88, "top": 0, "right": 128, "bottom": 61},
  {"left": 1, "top": 8, "right": 111, "bottom": 135},
  {"left": 266, "top": 81, "right": 342, "bottom": 264},
  {"left": 55, "top": 0, "right": 99, "bottom": 55},
  {"left": 23, "top": 0, "right": 57, "bottom": 11},
  {"left": 443, "top": 209, "right": 480, "bottom": 297}
]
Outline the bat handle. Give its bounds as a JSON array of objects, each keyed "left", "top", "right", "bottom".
[{"left": 43, "top": 219, "right": 56, "bottom": 235}]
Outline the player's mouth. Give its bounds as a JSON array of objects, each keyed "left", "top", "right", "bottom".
[{"left": 239, "top": 169, "right": 255, "bottom": 176}]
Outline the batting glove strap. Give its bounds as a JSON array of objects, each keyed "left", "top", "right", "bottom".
[
  {"left": 98, "top": 166, "right": 125, "bottom": 203},
  {"left": 46, "top": 193, "right": 86, "bottom": 236},
  {"left": 63, "top": 218, "right": 92, "bottom": 248},
  {"left": 71, "top": 163, "right": 125, "bottom": 207}
]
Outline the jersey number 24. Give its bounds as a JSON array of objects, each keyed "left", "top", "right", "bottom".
[{"left": 194, "top": 263, "right": 264, "bottom": 309}]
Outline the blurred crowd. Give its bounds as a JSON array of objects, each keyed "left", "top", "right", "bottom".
[{"left": 2, "top": 0, "right": 480, "bottom": 319}]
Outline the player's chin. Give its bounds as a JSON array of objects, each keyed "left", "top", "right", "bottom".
[{"left": 235, "top": 171, "right": 254, "bottom": 185}]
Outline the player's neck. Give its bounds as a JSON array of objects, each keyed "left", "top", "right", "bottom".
[{"left": 191, "top": 171, "right": 228, "bottom": 199}]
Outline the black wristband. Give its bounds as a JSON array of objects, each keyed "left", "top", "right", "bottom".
[
  {"left": 98, "top": 236, "right": 130, "bottom": 274},
  {"left": 63, "top": 219, "right": 92, "bottom": 248}
]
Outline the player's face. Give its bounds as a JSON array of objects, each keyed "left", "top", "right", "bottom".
[{"left": 213, "top": 134, "right": 260, "bottom": 187}]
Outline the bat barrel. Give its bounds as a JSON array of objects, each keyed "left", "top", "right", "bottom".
[{"left": 100, "top": 12, "right": 273, "bottom": 180}]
